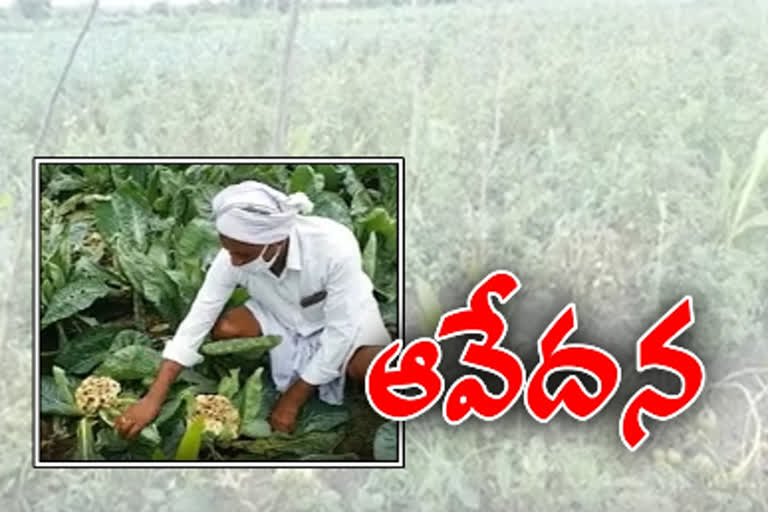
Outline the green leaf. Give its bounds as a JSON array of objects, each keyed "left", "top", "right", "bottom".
[
  {"left": 312, "top": 192, "right": 353, "bottom": 230},
  {"left": 125, "top": 164, "right": 153, "bottom": 189},
  {"left": 340, "top": 165, "right": 375, "bottom": 216},
  {"left": 340, "top": 164, "right": 369, "bottom": 199},
  {"left": 93, "top": 345, "right": 162, "bottom": 380},
  {"left": 379, "top": 300, "right": 397, "bottom": 330},
  {"left": 156, "top": 166, "right": 183, "bottom": 194},
  {"left": 217, "top": 368, "right": 241, "bottom": 400},
  {"left": 147, "top": 241, "right": 170, "bottom": 269},
  {"left": 95, "top": 427, "right": 158, "bottom": 461},
  {"left": 93, "top": 201, "right": 120, "bottom": 244},
  {"left": 159, "top": 418, "right": 187, "bottom": 460},
  {"left": 362, "top": 232, "right": 377, "bottom": 281},
  {"left": 155, "top": 394, "right": 185, "bottom": 426},
  {"left": 41, "top": 278, "right": 112, "bottom": 329},
  {"left": 177, "top": 369, "right": 218, "bottom": 390},
  {"left": 359, "top": 207, "right": 397, "bottom": 252},
  {"left": 255, "top": 377, "right": 280, "bottom": 420},
  {"left": 227, "top": 430, "right": 345, "bottom": 459},
  {"left": 77, "top": 315, "right": 99, "bottom": 327},
  {"left": 176, "top": 218, "right": 219, "bottom": 262},
  {"left": 176, "top": 388, "right": 198, "bottom": 418},
  {"left": 72, "top": 257, "right": 123, "bottom": 287},
  {"left": 153, "top": 195, "right": 172, "bottom": 216},
  {"left": 200, "top": 336, "right": 281, "bottom": 359},
  {"left": 112, "top": 183, "right": 154, "bottom": 251},
  {"left": 175, "top": 417, "right": 205, "bottom": 461},
  {"left": 81, "top": 164, "right": 111, "bottom": 190},
  {"left": 151, "top": 389, "right": 195, "bottom": 457},
  {"left": 45, "top": 172, "right": 87, "bottom": 198},
  {"left": 95, "top": 427, "right": 128, "bottom": 453},
  {"left": 288, "top": 165, "right": 325, "bottom": 196},
  {"left": 141, "top": 424, "right": 163, "bottom": 447},
  {"left": 373, "top": 421, "right": 398, "bottom": 461},
  {"left": 46, "top": 262, "right": 66, "bottom": 290},
  {"left": 172, "top": 193, "right": 190, "bottom": 224},
  {"left": 350, "top": 189, "right": 375, "bottom": 217},
  {"left": 240, "top": 419, "right": 272, "bottom": 439},
  {"left": 374, "top": 271, "right": 397, "bottom": 304},
  {"left": 40, "top": 376, "right": 81, "bottom": 416},
  {"left": 314, "top": 165, "right": 343, "bottom": 192},
  {"left": 73, "top": 417, "right": 100, "bottom": 461},
  {"left": 57, "top": 192, "right": 88, "bottom": 216},
  {"left": 238, "top": 367, "right": 268, "bottom": 438},
  {"left": 114, "top": 238, "right": 183, "bottom": 325},
  {"left": 111, "top": 329, "right": 155, "bottom": 350},
  {"left": 54, "top": 326, "right": 122, "bottom": 374},
  {"left": 52, "top": 366, "right": 76, "bottom": 407},
  {"left": 165, "top": 268, "right": 198, "bottom": 310},
  {"left": 376, "top": 165, "right": 398, "bottom": 217},
  {"left": 295, "top": 399, "right": 350, "bottom": 435},
  {"left": 56, "top": 328, "right": 155, "bottom": 377},
  {"left": 190, "top": 184, "right": 221, "bottom": 221},
  {"left": 227, "top": 287, "right": 251, "bottom": 309}
]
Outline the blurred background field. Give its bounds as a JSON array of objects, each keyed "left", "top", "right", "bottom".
[{"left": 1, "top": 0, "right": 768, "bottom": 509}]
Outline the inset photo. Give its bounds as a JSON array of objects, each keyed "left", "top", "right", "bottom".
[{"left": 33, "top": 157, "right": 404, "bottom": 468}]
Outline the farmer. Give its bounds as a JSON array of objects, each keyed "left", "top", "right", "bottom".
[{"left": 115, "top": 180, "right": 391, "bottom": 439}]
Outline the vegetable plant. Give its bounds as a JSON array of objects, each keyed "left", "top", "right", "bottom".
[{"left": 39, "top": 163, "right": 398, "bottom": 461}]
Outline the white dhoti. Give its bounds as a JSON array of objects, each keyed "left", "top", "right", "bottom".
[{"left": 244, "top": 298, "right": 391, "bottom": 405}]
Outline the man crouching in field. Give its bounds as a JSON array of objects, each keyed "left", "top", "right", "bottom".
[{"left": 115, "top": 180, "right": 391, "bottom": 438}]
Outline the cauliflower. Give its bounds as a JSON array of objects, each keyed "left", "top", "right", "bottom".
[
  {"left": 75, "top": 376, "right": 121, "bottom": 416},
  {"left": 192, "top": 394, "right": 240, "bottom": 440}
]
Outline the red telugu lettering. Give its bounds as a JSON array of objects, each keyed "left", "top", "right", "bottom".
[
  {"left": 619, "top": 296, "right": 705, "bottom": 451},
  {"left": 365, "top": 338, "right": 445, "bottom": 421},
  {"left": 435, "top": 271, "right": 527, "bottom": 425},
  {"left": 524, "top": 304, "right": 622, "bottom": 422}
]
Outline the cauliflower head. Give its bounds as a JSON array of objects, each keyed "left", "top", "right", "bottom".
[
  {"left": 75, "top": 376, "right": 121, "bottom": 416},
  {"left": 192, "top": 394, "right": 240, "bottom": 441}
]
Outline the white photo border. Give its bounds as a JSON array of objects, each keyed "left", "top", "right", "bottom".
[{"left": 32, "top": 156, "right": 406, "bottom": 469}]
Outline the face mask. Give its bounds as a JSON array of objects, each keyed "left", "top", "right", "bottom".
[{"left": 240, "top": 243, "right": 281, "bottom": 274}]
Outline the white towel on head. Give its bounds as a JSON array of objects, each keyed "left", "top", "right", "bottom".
[{"left": 211, "top": 180, "right": 314, "bottom": 244}]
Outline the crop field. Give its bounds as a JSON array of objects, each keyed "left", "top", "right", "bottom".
[{"left": 2, "top": 0, "right": 768, "bottom": 509}]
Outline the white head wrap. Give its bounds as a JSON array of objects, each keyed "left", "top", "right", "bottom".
[{"left": 211, "top": 181, "right": 314, "bottom": 244}]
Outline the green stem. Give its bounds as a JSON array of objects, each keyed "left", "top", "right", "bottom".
[{"left": 56, "top": 323, "right": 68, "bottom": 348}]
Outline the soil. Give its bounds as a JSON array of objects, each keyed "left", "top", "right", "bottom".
[{"left": 39, "top": 418, "right": 75, "bottom": 461}]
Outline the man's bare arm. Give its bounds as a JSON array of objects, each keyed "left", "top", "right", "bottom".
[
  {"left": 269, "top": 378, "right": 316, "bottom": 433},
  {"left": 282, "top": 378, "right": 316, "bottom": 407},
  {"left": 146, "top": 359, "right": 185, "bottom": 403}
]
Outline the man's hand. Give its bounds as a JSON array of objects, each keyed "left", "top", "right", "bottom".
[
  {"left": 269, "top": 378, "right": 316, "bottom": 433},
  {"left": 115, "top": 396, "right": 161, "bottom": 440},
  {"left": 269, "top": 395, "right": 301, "bottom": 433},
  {"left": 115, "top": 359, "right": 184, "bottom": 440}
]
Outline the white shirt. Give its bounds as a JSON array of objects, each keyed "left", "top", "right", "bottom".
[{"left": 162, "top": 215, "right": 381, "bottom": 387}]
